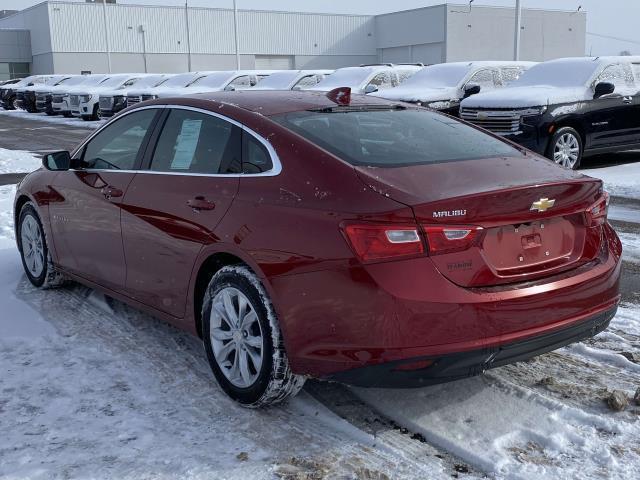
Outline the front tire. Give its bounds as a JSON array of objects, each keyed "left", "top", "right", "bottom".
[
  {"left": 18, "top": 203, "right": 66, "bottom": 289},
  {"left": 548, "top": 126, "right": 582, "bottom": 170},
  {"left": 202, "top": 266, "right": 305, "bottom": 407}
]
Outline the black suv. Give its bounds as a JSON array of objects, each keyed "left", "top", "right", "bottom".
[{"left": 460, "top": 56, "right": 640, "bottom": 169}]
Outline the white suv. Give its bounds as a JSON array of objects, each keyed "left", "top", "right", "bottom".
[{"left": 69, "top": 74, "right": 147, "bottom": 120}]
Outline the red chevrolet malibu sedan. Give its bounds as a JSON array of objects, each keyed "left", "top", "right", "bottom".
[{"left": 14, "top": 89, "right": 621, "bottom": 407}]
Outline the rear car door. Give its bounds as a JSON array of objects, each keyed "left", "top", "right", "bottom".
[
  {"left": 121, "top": 107, "right": 242, "bottom": 317},
  {"left": 48, "top": 108, "right": 159, "bottom": 292},
  {"left": 586, "top": 63, "right": 637, "bottom": 148}
]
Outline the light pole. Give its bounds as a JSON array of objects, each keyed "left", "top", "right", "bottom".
[
  {"left": 233, "top": 0, "right": 240, "bottom": 69},
  {"left": 185, "top": 1, "right": 192, "bottom": 71},
  {"left": 514, "top": 0, "right": 522, "bottom": 61},
  {"left": 139, "top": 25, "right": 148, "bottom": 73},
  {"left": 102, "top": 0, "right": 112, "bottom": 73}
]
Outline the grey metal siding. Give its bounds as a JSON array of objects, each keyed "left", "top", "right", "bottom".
[
  {"left": 0, "top": 29, "right": 31, "bottom": 62},
  {"left": 46, "top": 2, "right": 376, "bottom": 57}
]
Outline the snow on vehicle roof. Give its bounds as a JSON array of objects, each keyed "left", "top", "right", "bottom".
[
  {"left": 397, "top": 61, "right": 535, "bottom": 89},
  {"left": 311, "top": 65, "right": 420, "bottom": 91},
  {"left": 187, "top": 71, "right": 238, "bottom": 88},
  {"left": 254, "top": 70, "right": 334, "bottom": 90},
  {"left": 514, "top": 56, "right": 640, "bottom": 88}
]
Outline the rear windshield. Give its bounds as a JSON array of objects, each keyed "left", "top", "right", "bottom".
[{"left": 272, "top": 108, "right": 521, "bottom": 167}]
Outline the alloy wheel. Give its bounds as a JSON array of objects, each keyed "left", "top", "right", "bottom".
[
  {"left": 20, "top": 214, "right": 45, "bottom": 278},
  {"left": 209, "top": 287, "right": 264, "bottom": 388},
  {"left": 553, "top": 133, "right": 580, "bottom": 169}
]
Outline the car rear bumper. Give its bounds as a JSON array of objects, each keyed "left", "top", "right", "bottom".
[
  {"left": 273, "top": 224, "right": 622, "bottom": 379},
  {"left": 328, "top": 303, "right": 617, "bottom": 387}
]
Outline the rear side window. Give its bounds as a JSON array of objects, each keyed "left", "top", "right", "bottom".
[
  {"left": 82, "top": 109, "right": 157, "bottom": 170},
  {"left": 150, "top": 109, "right": 241, "bottom": 174},
  {"left": 272, "top": 108, "right": 521, "bottom": 167},
  {"left": 242, "top": 133, "right": 273, "bottom": 174}
]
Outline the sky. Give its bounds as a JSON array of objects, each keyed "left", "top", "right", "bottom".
[{"left": 3, "top": 0, "right": 639, "bottom": 56}]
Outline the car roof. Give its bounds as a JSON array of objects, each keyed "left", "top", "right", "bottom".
[{"left": 145, "top": 90, "right": 400, "bottom": 117}]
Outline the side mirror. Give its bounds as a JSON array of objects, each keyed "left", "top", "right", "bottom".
[
  {"left": 224, "top": 84, "right": 236, "bottom": 92},
  {"left": 43, "top": 151, "right": 71, "bottom": 171},
  {"left": 594, "top": 82, "right": 615, "bottom": 98},
  {"left": 464, "top": 84, "right": 482, "bottom": 98},
  {"left": 364, "top": 84, "right": 378, "bottom": 94}
]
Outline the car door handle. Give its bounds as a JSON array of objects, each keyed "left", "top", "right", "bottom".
[
  {"left": 101, "top": 185, "right": 123, "bottom": 199},
  {"left": 187, "top": 196, "right": 216, "bottom": 211},
  {"left": 623, "top": 96, "right": 633, "bottom": 104}
]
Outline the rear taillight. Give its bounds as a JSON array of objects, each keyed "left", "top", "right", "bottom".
[
  {"left": 343, "top": 224, "right": 424, "bottom": 263},
  {"left": 585, "top": 192, "right": 610, "bottom": 227},
  {"left": 422, "top": 225, "right": 484, "bottom": 255}
]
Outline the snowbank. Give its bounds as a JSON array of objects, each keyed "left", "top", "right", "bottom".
[
  {"left": 584, "top": 162, "right": 640, "bottom": 200},
  {"left": 0, "top": 109, "right": 102, "bottom": 129},
  {"left": 0, "top": 148, "right": 41, "bottom": 174}
]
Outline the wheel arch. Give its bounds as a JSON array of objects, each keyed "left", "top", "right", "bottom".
[
  {"left": 549, "top": 118, "right": 587, "bottom": 152},
  {"left": 14, "top": 194, "right": 35, "bottom": 244},
  {"left": 191, "top": 249, "right": 269, "bottom": 339}
]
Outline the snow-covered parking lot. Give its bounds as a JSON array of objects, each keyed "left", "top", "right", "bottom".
[{"left": 0, "top": 113, "right": 639, "bottom": 479}]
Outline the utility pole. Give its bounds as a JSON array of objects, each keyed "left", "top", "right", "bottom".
[
  {"left": 233, "top": 0, "right": 240, "bottom": 69},
  {"left": 185, "top": 1, "right": 192, "bottom": 71},
  {"left": 102, "top": 0, "right": 112, "bottom": 73},
  {"left": 514, "top": 0, "right": 522, "bottom": 61},
  {"left": 139, "top": 25, "right": 148, "bottom": 73}
]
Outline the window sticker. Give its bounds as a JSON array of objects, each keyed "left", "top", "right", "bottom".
[{"left": 171, "top": 119, "right": 203, "bottom": 170}]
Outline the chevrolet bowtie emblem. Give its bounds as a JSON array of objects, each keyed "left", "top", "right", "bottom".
[{"left": 530, "top": 198, "right": 556, "bottom": 213}]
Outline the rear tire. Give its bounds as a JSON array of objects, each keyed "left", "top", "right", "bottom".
[
  {"left": 547, "top": 126, "right": 582, "bottom": 170},
  {"left": 202, "top": 266, "right": 305, "bottom": 407},
  {"left": 17, "top": 202, "right": 67, "bottom": 289}
]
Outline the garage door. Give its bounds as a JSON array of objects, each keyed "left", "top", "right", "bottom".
[{"left": 255, "top": 55, "right": 294, "bottom": 70}]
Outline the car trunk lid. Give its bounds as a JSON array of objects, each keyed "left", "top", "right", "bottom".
[{"left": 355, "top": 156, "right": 605, "bottom": 287}]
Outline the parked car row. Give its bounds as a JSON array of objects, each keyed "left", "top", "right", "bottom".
[{"left": 4, "top": 56, "right": 640, "bottom": 169}]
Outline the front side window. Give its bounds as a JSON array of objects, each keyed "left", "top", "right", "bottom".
[
  {"left": 81, "top": 109, "right": 157, "bottom": 170},
  {"left": 229, "top": 75, "right": 253, "bottom": 88},
  {"left": 150, "top": 109, "right": 241, "bottom": 174},
  {"left": 293, "top": 75, "right": 322, "bottom": 90},
  {"left": 272, "top": 108, "right": 521, "bottom": 168},
  {"left": 467, "top": 69, "right": 499, "bottom": 90},
  {"left": 501, "top": 67, "right": 524, "bottom": 85},
  {"left": 595, "top": 63, "right": 635, "bottom": 91},
  {"left": 368, "top": 72, "right": 396, "bottom": 90}
]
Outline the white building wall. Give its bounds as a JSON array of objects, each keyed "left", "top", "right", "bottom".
[{"left": 445, "top": 4, "right": 586, "bottom": 62}]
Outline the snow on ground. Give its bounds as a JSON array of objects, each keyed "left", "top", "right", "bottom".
[
  {"left": 0, "top": 148, "right": 41, "bottom": 174},
  {"left": 0, "top": 185, "right": 450, "bottom": 479},
  {"left": 0, "top": 109, "right": 103, "bottom": 130},
  {"left": 585, "top": 162, "right": 640, "bottom": 200},
  {"left": 353, "top": 300, "right": 640, "bottom": 479},
  {"left": 619, "top": 231, "right": 640, "bottom": 263}
]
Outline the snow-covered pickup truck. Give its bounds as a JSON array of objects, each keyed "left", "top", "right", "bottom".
[
  {"left": 460, "top": 56, "right": 640, "bottom": 169},
  {"left": 372, "top": 61, "right": 534, "bottom": 116}
]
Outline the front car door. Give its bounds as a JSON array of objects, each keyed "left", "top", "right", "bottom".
[
  {"left": 586, "top": 62, "right": 637, "bottom": 149},
  {"left": 48, "top": 108, "right": 160, "bottom": 292},
  {"left": 121, "top": 107, "right": 242, "bottom": 317}
]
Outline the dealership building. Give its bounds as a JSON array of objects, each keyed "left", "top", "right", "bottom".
[{"left": 0, "top": 1, "right": 587, "bottom": 79}]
